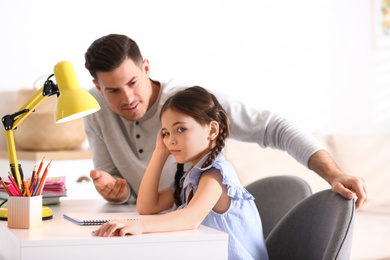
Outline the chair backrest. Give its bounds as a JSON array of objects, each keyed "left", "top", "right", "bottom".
[
  {"left": 265, "top": 189, "right": 355, "bottom": 260},
  {"left": 245, "top": 175, "right": 312, "bottom": 238}
]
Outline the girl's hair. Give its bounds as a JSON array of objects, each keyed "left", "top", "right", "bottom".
[
  {"left": 160, "top": 86, "right": 231, "bottom": 207},
  {"left": 85, "top": 34, "right": 143, "bottom": 80}
]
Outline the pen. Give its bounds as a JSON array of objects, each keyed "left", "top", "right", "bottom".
[
  {"left": 18, "top": 164, "right": 25, "bottom": 186},
  {"left": 10, "top": 164, "right": 21, "bottom": 189},
  {"left": 0, "top": 176, "right": 12, "bottom": 196}
]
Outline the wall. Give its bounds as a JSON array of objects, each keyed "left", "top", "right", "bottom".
[{"left": 0, "top": 0, "right": 389, "bottom": 151}]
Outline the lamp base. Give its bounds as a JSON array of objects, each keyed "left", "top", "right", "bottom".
[{"left": 0, "top": 206, "right": 53, "bottom": 221}]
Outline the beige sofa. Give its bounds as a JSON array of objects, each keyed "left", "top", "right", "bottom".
[{"left": 224, "top": 134, "right": 390, "bottom": 260}]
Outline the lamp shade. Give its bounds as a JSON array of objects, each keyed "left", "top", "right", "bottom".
[{"left": 53, "top": 61, "right": 100, "bottom": 123}]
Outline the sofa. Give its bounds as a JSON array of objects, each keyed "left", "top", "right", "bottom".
[{"left": 224, "top": 134, "right": 390, "bottom": 260}]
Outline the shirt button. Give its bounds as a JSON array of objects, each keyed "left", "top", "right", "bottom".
[
  {"left": 139, "top": 149, "right": 143, "bottom": 154},
  {"left": 135, "top": 121, "right": 139, "bottom": 125},
  {"left": 136, "top": 134, "right": 141, "bottom": 139}
]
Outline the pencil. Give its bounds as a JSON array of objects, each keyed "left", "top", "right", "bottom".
[
  {"left": 30, "top": 176, "right": 38, "bottom": 194},
  {"left": 8, "top": 174, "right": 23, "bottom": 196},
  {"left": 0, "top": 176, "right": 12, "bottom": 196},
  {"left": 36, "top": 158, "right": 45, "bottom": 178},
  {"left": 35, "top": 161, "right": 51, "bottom": 196},
  {"left": 32, "top": 179, "right": 40, "bottom": 196},
  {"left": 6, "top": 183, "right": 20, "bottom": 196},
  {"left": 31, "top": 158, "right": 44, "bottom": 196},
  {"left": 29, "top": 176, "right": 36, "bottom": 194},
  {"left": 23, "top": 178, "right": 31, "bottom": 197},
  {"left": 28, "top": 166, "right": 36, "bottom": 188}
]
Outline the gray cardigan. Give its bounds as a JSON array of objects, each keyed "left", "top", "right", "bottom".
[{"left": 84, "top": 78, "right": 324, "bottom": 201}]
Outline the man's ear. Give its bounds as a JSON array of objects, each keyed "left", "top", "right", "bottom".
[
  {"left": 93, "top": 79, "right": 103, "bottom": 95},
  {"left": 208, "top": 121, "right": 219, "bottom": 141},
  {"left": 142, "top": 59, "right": 151, "bottom": 77}
]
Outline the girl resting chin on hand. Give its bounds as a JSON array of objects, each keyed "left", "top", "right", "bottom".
[{"left": 94, "top": 86, "right": 268, "bottom": 260}]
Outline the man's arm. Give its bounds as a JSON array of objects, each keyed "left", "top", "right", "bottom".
[
  {"left": 308, "top": 149, "right": 367, "bottom": 209},
  {"left": 215, "top": 91, "right": 368, "bottom": 209},
  {"left": 84, "top": 112, "right": 132, "bottom": 203},
  {"left": 216, "top": 93, "right": 323, "bottom": 166}
]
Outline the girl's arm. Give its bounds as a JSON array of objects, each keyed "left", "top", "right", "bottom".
[
  {"left": 95, "top": 168, "right": 229, "bottom": 236},
  {"left": 137, "top": 130, "right": 175, "bottom": 215}
]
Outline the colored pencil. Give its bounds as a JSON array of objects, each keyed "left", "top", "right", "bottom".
[
  {"left": 28, "top": 166, "right": 36, "bottom": 188},
  {"left": 31, "top": 158, "right": 44, "bottom": 196},
  {"left": 36, "top": 158, "right": 45, "bottom": 178},
  {"left": 23, "top": 178, "right": 31, "bottom": 197},
  {"left": 29, "top": 176, "right": 36, "bottom": 194},
  {"left": 35, "top": 161, "right": 51, "bottom": 196},
  {"left": 8, "top": 174, "right": 23, "bottom": 196},
  {"left": 0, "top": 176, "right": 12, "bottom": 196}
]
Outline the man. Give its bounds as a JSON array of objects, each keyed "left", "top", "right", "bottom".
[{"left": 84, "top": 34, "right": 367, "bottom": 209}]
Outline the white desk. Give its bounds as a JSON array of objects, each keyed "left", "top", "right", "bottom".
[{"left": 0, "top": 199, "right": 228, "bottom": 260}]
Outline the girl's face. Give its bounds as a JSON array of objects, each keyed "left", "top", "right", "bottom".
[{"left": 161, "top": 109, "right": 217, "bottom": 166}]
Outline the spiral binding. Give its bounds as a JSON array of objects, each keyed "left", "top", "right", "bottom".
[{"left": 81, "top": 218, "right": 135, "bottom": 225}]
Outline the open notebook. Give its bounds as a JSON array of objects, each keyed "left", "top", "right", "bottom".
[{"left": 63, "top": 212, "right": 155, "bottom": 226}]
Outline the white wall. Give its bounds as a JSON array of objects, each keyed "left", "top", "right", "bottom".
[{"left": 0, "top": 0, "right": 389, "bottom": 152}]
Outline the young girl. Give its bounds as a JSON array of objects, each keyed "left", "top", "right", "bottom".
[{"left": 94, "top": 86, "right": 268, "bottom": 259}]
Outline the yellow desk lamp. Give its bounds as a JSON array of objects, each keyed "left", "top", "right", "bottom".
[{"left": 0, "top": 61, "right": 100, "bottom": 220}]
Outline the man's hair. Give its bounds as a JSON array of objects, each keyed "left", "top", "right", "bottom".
[{"left": 85, "top": 34, "right": 143, "bottom": 80}]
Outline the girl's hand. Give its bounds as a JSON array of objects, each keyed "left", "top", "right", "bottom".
[
  {"left": 94, "top": 220, "right": 144, "bottom": 237},
  {"left": 155, "top": 128, "right": 170, "bottom": 157},
  {"left": 136, "top": 128, "right": 175, "bottom": 215}
]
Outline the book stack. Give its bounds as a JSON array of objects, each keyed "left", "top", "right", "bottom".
[{"left": 0, "top": 176, "right": 67, "bottom": 205}]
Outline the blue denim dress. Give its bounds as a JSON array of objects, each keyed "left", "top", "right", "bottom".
[{"left": 172, "top": 151, "right": 269, "bottom": 260}]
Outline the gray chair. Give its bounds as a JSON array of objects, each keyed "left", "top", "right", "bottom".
[
  {"left": 265, "top": 189, "right": 355, "bottom": 260},
  {"left": 245, "top": 175, "right": 312, "bottom": 239}
]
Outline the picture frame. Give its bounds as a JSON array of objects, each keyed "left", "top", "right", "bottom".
[{"left": 372, "top": 0, "right": 390, "bottom": 49}]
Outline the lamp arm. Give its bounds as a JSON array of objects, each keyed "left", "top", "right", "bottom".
[
  {"left": 1, "top": 76, "right": 59, "bottom": 189},
  {"left": 4, "top": 129, "right": 21, "bottom": 188},
  {"left": 5, "top": 77, "right": 59, "bottom": 131}
]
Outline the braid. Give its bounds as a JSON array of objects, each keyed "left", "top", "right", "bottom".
[
  {"left": 201, "top": 97, "right": 231, "bottom": 168},
  {"left": 173, "top": 163, "right": 184, "bottom": 207}
]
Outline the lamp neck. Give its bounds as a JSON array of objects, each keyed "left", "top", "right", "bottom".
[{"left": 42, "top": 74, "right": 59, "bottom": 97}]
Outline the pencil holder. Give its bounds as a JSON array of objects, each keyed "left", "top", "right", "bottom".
[{"left": 8, "top": 195, "right": 42, "bottom": 229}]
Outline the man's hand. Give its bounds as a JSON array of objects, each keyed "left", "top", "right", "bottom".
[
  {"left": 90, "top": 170, "right": 130, "bottom": 203},
  {"left": 309, "top": 150, "right": 368, "bottom": 210},
  {"left": 329, "top": 174, "right": 367, "bottom": 210}
]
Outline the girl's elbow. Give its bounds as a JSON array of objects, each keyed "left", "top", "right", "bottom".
[
  {"left": 188, "top": 217, "right": 202, "bottom": 230},
  {"left": 137, "top": 205, "right": 152, "bottom": 215},
  {"left": 191, "top": 222, "right": 201, "bottom": 230},
  {"left": 137, "top": 203, "right": 162, "bottom": 215}
]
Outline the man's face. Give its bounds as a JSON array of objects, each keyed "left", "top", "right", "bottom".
[{"left": 93, "top": 58, "right": 154, "bottom": 121}]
